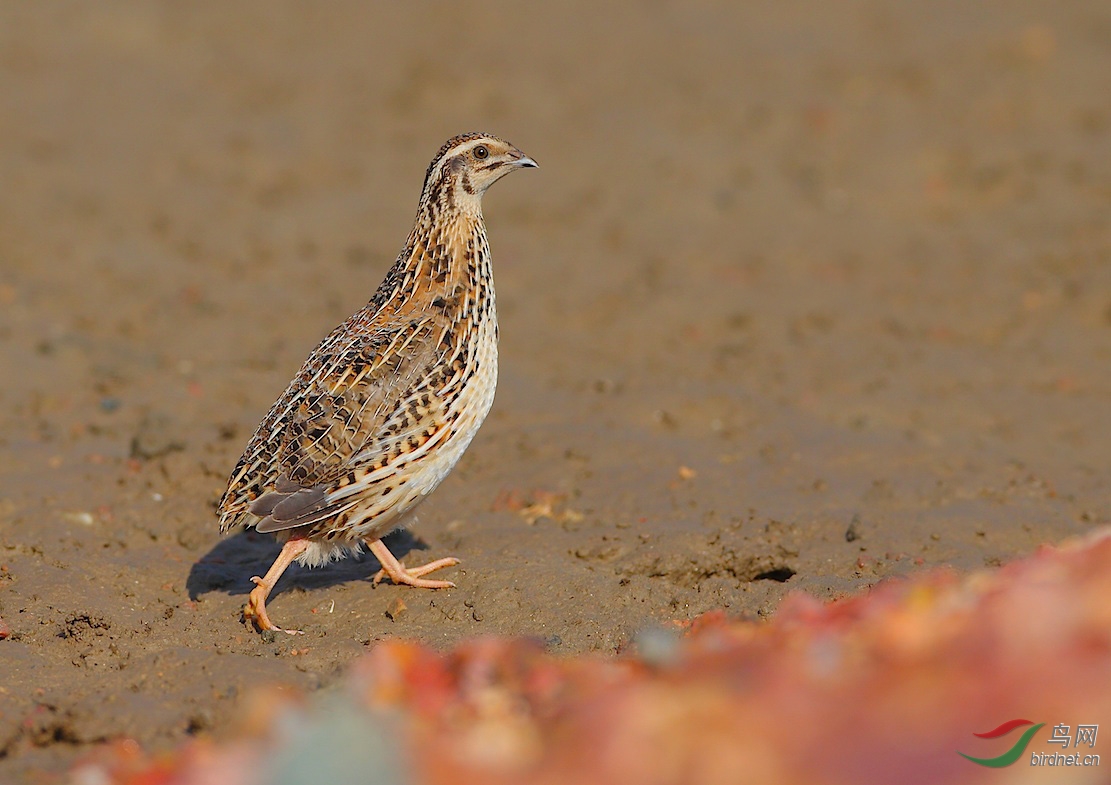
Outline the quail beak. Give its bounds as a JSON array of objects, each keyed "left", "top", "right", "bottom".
[{"left": 511, "top": 151, "right": 538, "bottom": 168}]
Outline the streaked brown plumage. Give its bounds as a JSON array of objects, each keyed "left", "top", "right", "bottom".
[{"left": 217, "top": 133, "right": 536, "bottom": 633}]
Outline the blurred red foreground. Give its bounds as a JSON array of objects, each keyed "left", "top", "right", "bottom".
[{"left": 74, "top": 529, "right": 1111, "bottom": 785}]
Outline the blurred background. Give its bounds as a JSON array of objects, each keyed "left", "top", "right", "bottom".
[{"left": 1, "top": 0, "right": 1110, "bottom": 776}]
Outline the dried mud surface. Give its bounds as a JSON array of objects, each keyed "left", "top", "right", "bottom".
[{"left": 1, "top": 1, "right": 1110, "bottom": 780}]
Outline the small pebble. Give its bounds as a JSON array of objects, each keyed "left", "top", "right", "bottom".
[{"left": 385, "top": 597, "right": 408, "bottom": 621}]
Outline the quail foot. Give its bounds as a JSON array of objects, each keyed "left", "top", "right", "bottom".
[{"left": 217, "top": 133, "right": 536, "bottom": 633}]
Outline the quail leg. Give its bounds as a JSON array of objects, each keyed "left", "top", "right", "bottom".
[
  {"left": 367, "top": 538, "right": 460, "bottom": 589},
  {"left": 244, "top": 538, "right": 309, "bottom": 634}
]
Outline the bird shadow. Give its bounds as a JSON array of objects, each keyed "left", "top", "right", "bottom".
[{"left": 185, "top": 528, "right": 430, "bottom": 601}]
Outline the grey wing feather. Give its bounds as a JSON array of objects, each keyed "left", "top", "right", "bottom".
[{"left": 251, "top": 486, "right": 328, "bottom": 532}]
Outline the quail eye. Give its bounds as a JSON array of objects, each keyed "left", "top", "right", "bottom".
[{"left": 473, "top": 145, "right": 489, "bottom": 160}]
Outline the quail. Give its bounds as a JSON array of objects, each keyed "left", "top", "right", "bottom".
[{"left": 217, "top": 133, "right": 536, "bottom": 633}]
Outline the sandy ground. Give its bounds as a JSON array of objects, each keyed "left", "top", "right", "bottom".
[{"left": 1, "top": 1, "right": 1109, "bottom": 779}]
